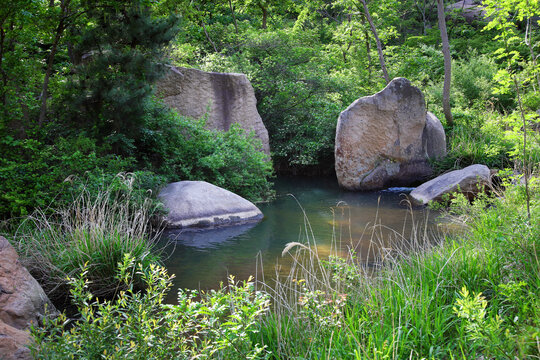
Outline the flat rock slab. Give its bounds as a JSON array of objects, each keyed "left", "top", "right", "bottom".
[
  {"left": 158, "top": 181, "right": 263, "bottom": 229},
  {"left": 156, "top": 66, "right": 270, "bottom": 155},
  {"left": 409, "top": 164, "right": 491, "bottom": 205}
]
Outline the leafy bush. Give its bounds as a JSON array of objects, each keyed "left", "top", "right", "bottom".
[
  {"left": 387, "top": 44, "right": 444, "bottom": 86},
  {"left": 431, "top": 112, "right": 515, "bottom": 172},
  {"left": 138, "top": 100, "right": 274, "bottom": 202},
  {"left": 452, "top": 53, "right": 498, "bottom": 107},
  {"left": 32, "top": 255, "right": 270, "bottom": 359},
  {"left": 424, "top": 53, "right": 501, "bottom": 113},
  {"left": 11, "top": 174, "right": 161, "bottom": 300},
  {"left": 0, "top": 135, "right": 133, "bottom": 219}
]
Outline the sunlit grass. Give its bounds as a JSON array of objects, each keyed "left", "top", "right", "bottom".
[{"left": 255, "top": 184, "right": 540, "bottom": 359}]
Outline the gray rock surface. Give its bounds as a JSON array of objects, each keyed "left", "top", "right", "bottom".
[
  {"left": 0, "top": 236, "right": 57, "bottom": 360},
  {"left": 409, "top": 164, "right": 491, "bottom": 205},
  {"left": 423, "top": 112, "right": 447, "bottom": 160},
  {"left": 447, "top": 0, "right": 487, "bottom": 23},
  {"left": 158, "top": 181, "right": 263, "bottom": 229},
  {"left": 156, "top": 66, "right": 270, "bottom": 154},
  {"left": 335, "top": 78, "right": 437, "bottom": 190}
]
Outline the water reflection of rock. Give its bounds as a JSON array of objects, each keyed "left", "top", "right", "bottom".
[{"left": 162, "top": 222, "right": 259, "bottom": 249}]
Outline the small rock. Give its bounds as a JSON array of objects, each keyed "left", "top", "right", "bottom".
[
  {"left": 158, "top": 181, "right": 264, "bottom": 229},
  {"left": 446, "top": 0, "right": 487, "bottom": 23},
  {"left": 409, "top": 164, "right": 491, "bottom": 205}
]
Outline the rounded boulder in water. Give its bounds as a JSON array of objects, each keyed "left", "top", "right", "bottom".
[{"left": 158, "top": 181, "right": 264, "bottom": 229}]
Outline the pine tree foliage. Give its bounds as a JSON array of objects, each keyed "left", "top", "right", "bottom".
[{"left": 67, "top": 1, "right": 180, "bottom": 155}]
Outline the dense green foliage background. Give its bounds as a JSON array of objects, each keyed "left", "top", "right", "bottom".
[{"left": 1, "top": 0, "right": 540, "bottom": 358}]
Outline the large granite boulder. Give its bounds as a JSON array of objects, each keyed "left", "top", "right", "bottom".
[
  {"left": 156, "top": 66, "right": 270, "bottom": 155},
  {"left": 0, "top": 236, "right": 56, "bottom": 360},
  {"left": 409, "top": 164, "right": 491, "bottom": 205},
  {"left": 335, "top": 78, "right": 445, "bottom": 190},
  {"left": 158, "top": 181, "right": 263, "bottom": 229}
]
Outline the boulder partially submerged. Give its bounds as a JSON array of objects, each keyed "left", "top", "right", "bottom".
[
  {"left": 158, "top": 181, "right": 263, "bottom": 229},
  {"left": 409, "top": 164, "right": 491, "bottom": 205},
  {"left": 335, "top": 78, "right": 446, "bottom": 191},
  {"left": 0, "top": 236, "right": 57, "bottom": 360},
  {"left": 156, "top": 66, "right": 270, "bottom": 155}
]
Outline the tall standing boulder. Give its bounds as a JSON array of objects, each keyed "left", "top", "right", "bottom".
[
  {"left": 335, "top": 78, "right": 445, "bottom": 191},
  {"left": 0, "top": 236, "right": 57, "bottom": 360},
  {"left": 156, "top": 66, "right": 270, "bottom": 155}
]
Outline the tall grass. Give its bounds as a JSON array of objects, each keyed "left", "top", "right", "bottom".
[
  {"left": 256, "top": 183, "right": 540, "bottom": 359},
  {"left": 10, "top": 173, "right": 162, "bottom": 300}
]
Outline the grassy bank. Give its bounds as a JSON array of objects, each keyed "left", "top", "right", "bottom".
[
  {"left": 9, "top": 173, "right": 162, "bottom": 302},
  {"left": 256, "top": 182, "right": 540, "bottom": 359}
]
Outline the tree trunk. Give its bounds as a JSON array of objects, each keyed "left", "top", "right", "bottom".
[
  {"left": 360, "top": 13, "right": 372, "bottom": 83},
  {"left": 414, "top": 0, "right": 428, "bottom": 35},
  {"left": 38, "top": 0, "right": 69, "bottom": 124},
  {"left": 437, "top": 0, "right": 453, "bottom": 126},
  {"left": 200, "top": 19, "right": 218, "bottom": 52},
  {"left": 0, "top": 24, "right": 6, "bottom": 109},
  {"left": 525, "top": 17, "right": 540, "bottom": 91},
  {"left": 513, "top": 76, "right": 531, "bottom": 220},
  {"left": 342, "top": 9, "right": 353, "bottom": 63},
  {"left": 228, "top": 0, "right": 238, "bottom": 34},
  {"left": 259, "top": 3, "right": 267, "bottom": 29},
  {"left": 358, "top": 0, "right": 389, "bottom": 84}
]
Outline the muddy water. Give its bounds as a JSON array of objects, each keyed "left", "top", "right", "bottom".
[{"left": 159, "top": 177, "right": 444, "bottom": 301}]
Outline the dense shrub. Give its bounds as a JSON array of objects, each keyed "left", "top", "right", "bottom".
[
  {"left": 0, "top": 135, "right": 132, "bottom": 219},
  {"left": 0, "top": 98, "right": 274, "bottom": 222},
  {"left": 452, "top": 53, "right": 498, "bottom": 107},
  {"left": 32, "top": 256, "right": 270, "bottom": 359},
  {"left": 138, "top": 100, "right": 274, "bottom": 202},
  {"left": 387, "top": 44, "right": 444, "bottom": 86},
  {"left": 430, "top": 112, "right": 515, "bottom": 172}
]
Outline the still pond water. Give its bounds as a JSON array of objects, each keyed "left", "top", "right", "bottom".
[{"left": 159, "top": 177, "right": 445, "bottom": 301}]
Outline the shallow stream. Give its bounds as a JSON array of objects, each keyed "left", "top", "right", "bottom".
[{"left": 159, "top": 177, "right": 445, "bottom": 302}]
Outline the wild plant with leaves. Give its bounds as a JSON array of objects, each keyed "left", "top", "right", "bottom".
[{"left": 31, "top": 254, "right": 271, "bottom": 359}]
